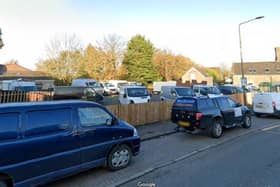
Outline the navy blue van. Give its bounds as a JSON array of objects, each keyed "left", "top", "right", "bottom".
[{"left": 0, "top": 100, "right": 140, "bottom": 187}]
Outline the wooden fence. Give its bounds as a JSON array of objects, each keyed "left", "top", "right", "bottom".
[
  {"left": 107, "top": 93, "right": 255, "bottom": 126},
  {"left": 107, "top": 101, "right": 174, "bottom": 126},
  {"left": 0, "top": 91, "right": 53, "bottom": 103},
  {"left": 0, "top": 91, "right": 255, "bottom": 125}
]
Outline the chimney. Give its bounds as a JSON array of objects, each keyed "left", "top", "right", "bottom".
[{"left": 275, "top": 47, "right": 280, "bottom": 62}]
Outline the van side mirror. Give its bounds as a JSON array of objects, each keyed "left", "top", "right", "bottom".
[
  {"left": 106, "top": 118, "right": 113, "bottom": 126},
  {"left": 123, "top": 93, "right": 127, "bottom": 98},
  {"left": 171, "top": 91, "right": 177, "bottom": 97}
]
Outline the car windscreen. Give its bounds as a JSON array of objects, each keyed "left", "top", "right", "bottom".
[
  {"left": 175, "top": 88, "right": 193, "bottom": 97},
  {"left": 127, "top": 88, "right": 149, "bottom": 97},
  {"left": 105, "top": 83, "right": 114, "bottom": 87},
  {"left": 208, "top": 87, "right": 221, "bottom": 94},
  {"left": 87, "top": 82, "right": 97, "bottom": 87},
  {"left": 174, "top": 98, "right": 197, "bottom": 110}
]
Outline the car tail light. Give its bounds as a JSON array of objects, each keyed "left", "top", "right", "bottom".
[
  {"left": 196, "top": 112, "right": 202, "bottom": 120},
  {"left": 272, "top": 101, "right": 276, "bottom": 109}
]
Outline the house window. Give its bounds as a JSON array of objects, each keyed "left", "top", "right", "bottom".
[
  {"left": 264, "top": 68, "right": 270, "bottom": 73},
  {"left": 190, "top": 71, "right": 196, "bottom": 80},
  {"left": 248, "top": 68, "right": 256, "bottom": 74}
]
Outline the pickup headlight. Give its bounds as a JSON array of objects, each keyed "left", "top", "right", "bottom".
[{"left": 133, "top": 128, "right": 138, "bottom": 137}]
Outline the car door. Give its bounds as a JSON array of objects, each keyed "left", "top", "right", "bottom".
[
  {"left": 215, "top": 97, "right": 235, "bottom": 127},
  {"left": 227, "top": 97, "right": 243, "bottom": 123},
  {"left": 77, "top": 106, "right": 119, "bottom": 166},
  {"left": 16, "top": 108, "right": 81, "bottom": 183}
]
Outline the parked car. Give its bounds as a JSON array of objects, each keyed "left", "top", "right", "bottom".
[
  {"left": 153, "top": 81, "right": 176, "bottom": 95},
  {"left": 160, "top": 86, "right": 194, "bottom": 101},
  {"left": 253, "top": 92, "right": 280, "bottom": 117},
  {"left": 101, "top": 82, "right": 118, "bottom": 96},
  {"left": 0, "top": 100, "right": 140, "bottom": 187},
  {"left": 171, "top": 96, "right": 251, "bottom": 138},
  {"left": 192, "top": 85, "right": 222, "bottom": 97},
  {"left": 119, "top": 86, "right": 150, "bottom": 104},
  {"left": 218, "top": 85, "right": 244, "bottom": 95},
  {"left": 72, "top": 78, "right": 104, "bottom": 95},
  {"left": 53, "top": 86, "right": 104, "bottom": 102},
  {"left": 108, "top": 80, "right": 128, "bottom": 93}
]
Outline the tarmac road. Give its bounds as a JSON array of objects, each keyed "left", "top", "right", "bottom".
[
  {"left": 48, "top": 116, "right": 280, "bottom": 187},
  {"left": 121, "top": 124, "right": 280, "bottom": 187}
]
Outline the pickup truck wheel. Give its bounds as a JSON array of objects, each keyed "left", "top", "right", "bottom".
[
  {"left": 242, "top": 113, "right": 252, "bottom": 129},
  {"left": 0, "top": 181, "right": 8, "bottom": 187},
  {"left": 108, "top": 144, "right": 132, "bottom": 171},
  {"left": 209, "top": 119, "right": 223, "bottom": 138}
]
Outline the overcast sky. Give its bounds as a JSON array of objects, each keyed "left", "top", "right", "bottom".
[{"left": 0, "top": 0, "right": 279, "bottom": 70}]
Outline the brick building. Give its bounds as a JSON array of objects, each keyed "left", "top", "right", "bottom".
[
  {"left": 232, "top": 47, "right": 280, "bottom": 87},
  {"left": 181, "top": 66, "right": 213, "bottom": 86}
]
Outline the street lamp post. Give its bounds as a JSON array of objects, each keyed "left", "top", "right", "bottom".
[{"left": 238, "top": 16, "right": 264, "bottom": 104}]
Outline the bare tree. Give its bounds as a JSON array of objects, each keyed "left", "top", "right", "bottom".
[
  {"left": 37, "top": 34, "right": 83, "bottom": 84},
  {"left": 97, "top": 34, "right": 126, "bottom": 78}
]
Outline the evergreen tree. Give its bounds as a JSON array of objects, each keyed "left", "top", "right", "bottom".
[{"left": 122, "top": 35, "right": 162, "bottom": 85}]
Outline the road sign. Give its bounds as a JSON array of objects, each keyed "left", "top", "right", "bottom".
[{"left": 240, "top": 77, "right": 247, "bottom": 87}]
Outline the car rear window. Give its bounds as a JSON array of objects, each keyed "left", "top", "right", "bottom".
[
  {"left": 174, "top": 98, "right": 197, "bottom": 110},
  {"left": 198, "top": 99, "right": 216, "bottom": 109}
]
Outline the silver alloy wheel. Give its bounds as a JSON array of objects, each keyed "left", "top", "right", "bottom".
[
  {"left": 215, "top": 122, "right": 222, "bottom": 136},
  {"left": 246, "top": 116, "right": 251, "bottom": 126},
  {"left": 112, "top": 149, "right": 130, "bottom": 168}
]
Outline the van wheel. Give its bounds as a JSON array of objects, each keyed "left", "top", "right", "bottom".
[
  {"left": 208, "top": 119, "right": 223, "bottom": 138},
  {"left": 108, "top": 144, "right": 132, "bottom": 171},
  {"left": 242, "top": 113, "right": 252, "bottom": 129},
  {"left": 0, "top": 181, "right": 8, "bottom": 187}
]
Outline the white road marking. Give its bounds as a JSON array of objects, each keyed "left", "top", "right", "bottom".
[{"left": 261, "top": 124, "right": 280, "bottom": 131}]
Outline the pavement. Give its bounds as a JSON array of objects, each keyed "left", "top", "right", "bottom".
[{"left": 136, "top": 121, "right": 177, "bottom": 141}]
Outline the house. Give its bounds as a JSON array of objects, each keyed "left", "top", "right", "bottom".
[
  {"left": 232, "top": 47, "right": 280, "bottom": 87},
  {"left": 181, "top": 66, "right": 213, "bottom": 86},
  {"left": 0, "top": 62, "right": 54, "bottom": 90}
]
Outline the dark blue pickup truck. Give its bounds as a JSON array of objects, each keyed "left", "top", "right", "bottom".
[{"left": 171, "top": 96, "right": 252, "bottom": 138}]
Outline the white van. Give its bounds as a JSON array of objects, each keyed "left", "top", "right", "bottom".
[
  {"left": 119, "top": 86, "right": 150, "bottom": 104},
  {"left": 253, "top": 92, "right": 280, "bottom": 117},
  {"left": 72, "top": 79, "right": 104, "bottom": 96}
]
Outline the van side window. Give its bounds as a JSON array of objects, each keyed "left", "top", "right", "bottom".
[
  {"left": 78, "top": 107, "right": 112, "bottom": 127},
  {"left": 26, "top": 109, "right": 71, "bottom": 137},
  {"left": 0, "top": 113, "right": 19, "bottom": 140}
]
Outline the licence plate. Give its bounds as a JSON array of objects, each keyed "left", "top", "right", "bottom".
[
  {"left": 256, "top": 104, "right": 263, "bottom": 109},
  {"left": 178, "top": 121, "right": 190, "bottom": 127}
]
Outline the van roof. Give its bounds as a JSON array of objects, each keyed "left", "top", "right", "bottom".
[
  {"left": 0, "top": 100, "right": 99, "bottom": 109},
  {"left": 122, "top": 85, "right": 146, "bottom": 89},
  {"left": 162, "top": 86, "right": 191, "bottom": 89}
]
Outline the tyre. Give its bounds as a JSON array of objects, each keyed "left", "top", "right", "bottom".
[
  {"left": 254, "top": 112, "right": 261, "bottom": 117},
  {"left": 208, "top": 119, "right": 223, "bottom": 138},
  {"left": 0, "top": 181, "right": 8, "bottom": 187},
  {"left": 107, "top": 144, "right": 132, "bottom": 171},
  {"left": 242, "top": 113, "right": 252, "bottom": 129}
]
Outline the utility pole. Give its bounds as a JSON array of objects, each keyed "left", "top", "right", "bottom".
[{"left": 0, "top": 28, "right": 4, "bottom": 49}]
